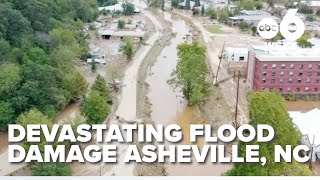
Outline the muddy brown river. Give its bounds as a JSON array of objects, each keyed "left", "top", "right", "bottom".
[{"left": 146, "top": 11, "right": 231, "bottom": 175}]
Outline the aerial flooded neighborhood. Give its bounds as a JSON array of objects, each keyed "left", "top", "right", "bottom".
[{"left": 0, "top": 0, "right": 319, "bottom": 177}]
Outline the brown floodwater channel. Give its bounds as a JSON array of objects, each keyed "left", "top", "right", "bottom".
[{"left": 146, "top": 11, "right": 231, "bottom": 175}]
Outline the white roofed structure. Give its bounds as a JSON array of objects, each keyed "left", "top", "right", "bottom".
[{"left": 289, "top": 108, "right": 320, "bottom": 162}]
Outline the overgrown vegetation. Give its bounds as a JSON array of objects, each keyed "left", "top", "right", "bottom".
[
  {"left": 120, "top": 37, "right": 134, "bottom": 60},
  {"left": 170, "top": 42, "right": 211, "bottom": 106},
  {"left": 98, "top": 0, "right": 118, "bottom": 7},
  {"left": 122, "top": 2, "right": 135, "bottom": 16},
  {"left": 227, "top": 91, "right": 312, "bottom": 176},
  {"left": 0, "top": 0, "right": 98, "bottom": 130},
  {"left": 118, "top": 19, "right": 126, "bottom": 29},
  {"left": 297, "top": 32, "right": 314, "bottom": 48},
  {"left": 81, "top": 75, "right": 112, "bottom": 124}
]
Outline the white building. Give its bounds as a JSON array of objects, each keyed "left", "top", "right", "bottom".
[
  {"left": 99, "top": 3, "right": 140, "bottom": 13},
  {"left": 224, "top": 47, "right": 248, "bottom": 62},
  {"left": 289, "top": 108, "right": 320, "bottom": 162}
]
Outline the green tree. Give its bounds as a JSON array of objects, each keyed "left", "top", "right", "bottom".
[
  {"left": 17, "top": 108, "right": 52, "bottom": 151},
  {"left": 0, "top": 2, "right": 32, "bottom": 46},
  {"left": 306, "top": 14, "right": 315, "bottom": 22},
  {"left": 98, "top": 0, "right": 118, "bottom": 7},
  {"left": 122, "top": 2, "right": 135, "bottom": 16},
  {"left": 170, "top": 42, "right": 211, "bottom": 106},
  {"left": 227, "top": 91, "right": 312, "bottom": 176},
  {"left": 238, "top": 21, "right": 249, "bottom": 31},
  {"left": 81, "top": 90, "right": 110, "bottom": 124},
  {"left": 242, "top": 0, "right": 255, "bottom": 10},
  {"left": 217, "top": 9, "right": 229, "bottom": 24},
  {"left": 0, "top": 101, "right": 14, "bottom": 131},
  {"left": 171, "top": 0, "right": 180, "bottom": 8},
  {"left": 92, "top": 75, "right": 112, "bottom": 103},
  {"left": 206, "top": 8, "right": 217, "bottom": 19},
  {"left": 120, "top": 38, "right": 133, "bottom": 60},
  {"left": 297, "top": 32, "right": 314, "bottom": 48},
  {"left": 255, "top": 1, "right": 263, "bottom": 10},
  {"left": 62, "top": 70, "right": 88, "bottom": 101},
  {"left": 251, "top": 26, "right": 257, "bottom": 36},
  {"left": 0, "top": 63, "right": 21, "bottom": 96},
  {"left": 118, "top": 19, "right": 125, "bottom": 29},
  {"left": 50, "top": 45, "right": 78, "bottom": 70},
  {"left": 298, "top": 4, "right": 313, "bottom": 14},
  {"left": 31, "top": 163, "right": 71, "bottom": 176}
]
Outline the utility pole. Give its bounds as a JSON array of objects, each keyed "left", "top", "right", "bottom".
[
  {"left": 215, "top": 42, "right": 225, "bottom": 83},
  {"left": 234, "top": 70, "right": 240, "bottom": 129},
  {"left": 309, "top": 135, "right": 315, "bottom": 170}
]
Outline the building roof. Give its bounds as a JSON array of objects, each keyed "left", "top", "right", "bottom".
[
  {"left": 99, "top": 3, "right": 140, "bottom": 13},
  {"left": 225, "top": 47, "right": 248, "bottom": 54},
  {"left": 99, "top": 29, "right": 145, "bottom": 37},
  {"left": 289, "top": 108, "right": 320, "bottom": 146},
  {"left": 239, "top": 10, "right": 270, "bottom": 16},
  {"left": 251, "top": 38, "right": 320, "bottom": 62}
]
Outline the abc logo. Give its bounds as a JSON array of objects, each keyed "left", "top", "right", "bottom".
[{"left": 257, "top": 9, "right": 305, "bottom": 41}]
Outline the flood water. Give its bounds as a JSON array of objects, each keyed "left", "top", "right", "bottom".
[
  {"left": 0, "top": 132, "right": 8, "bottom": 154},
  {"left": 146, "top": 11, "right": 231, "bottom": 176}
]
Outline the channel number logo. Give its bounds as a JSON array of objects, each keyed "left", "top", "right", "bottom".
[{"left": 257, "top": 9, "right": 305, "bottom": 41}]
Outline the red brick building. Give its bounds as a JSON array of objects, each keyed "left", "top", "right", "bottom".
[{"left": 246, "top": 45, "right": 320, "bottom": 96}]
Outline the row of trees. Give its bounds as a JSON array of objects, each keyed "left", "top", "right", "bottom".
[
  {"left": 227, "top": 91, "right": 312, "bottom": 176},
  {"left": 170, "top": 42, "right": 211, "bottom": 106}
]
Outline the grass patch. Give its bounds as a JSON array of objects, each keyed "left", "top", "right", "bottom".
[{"left": 203, "top": 24, "right": 224, "bottom": 34}]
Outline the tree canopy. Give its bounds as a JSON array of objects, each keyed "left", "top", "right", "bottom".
[
  {"left": 0, "top": 0, "right": 93, "bottom": 129},
  {"left": 170, "top": 42, "right": 211, "bottom": 106},
  {"left": 227, "top": 91, "right": 312, "bottom": 176}
]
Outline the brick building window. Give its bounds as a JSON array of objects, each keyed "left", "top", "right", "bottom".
[
  {"left": 316, "top": 79, "right": 320, "bottom": 83},
  {"left": 288, "top": 78, "right": 293, "bottom": 83},
  {"left": 272, "top": 72, "right": 276, "bottom": 76},
  {"left": 262, "top": 79, "right": 266, "bottom": 83},
  {"left": 315, "top": 88, "right": 318, "bottom": 92},
  {"left": 307, "top": 72, "right": 312, "bottom": 76},
  {"left": 318, "top": 64, "right": 320, "bottom": 69},
  {"left": 281, "top": 64, "right": 285, "bottom": 69},
  {"left": 297, "top": 79, "right": 302, "bottom": 83},
  {"left": 308, "top": 64, "right": 313, "bottom": 69},
  {"left": 271, "top": 78, "right": 275, "bottom": 83},
  {"left": 290, "top": 64, "right": 294, "bottom": 69},
  {"left": 298, "top": 72, "right": 303, "bottom": 76},
  {"left": 263, "top": 64, "right": 267, "bottom": 69},
  {"left": 299, "top": 64, "right": 304, "bottom": 69},
  {"left": 305, "top": 87, "right": 309, "bottom": 92},
  {"left": 288, "top": 87, "right": 291, "bottom": 92},
  {"left": 280, "top": 78, "right": 284, "bottom": 83},
  {"left": 317, "top": 72, "right": 320, "bottom": 76},
  {"left": 272, "top": 64, "right": 276, "bottom": 69},
  {"left": 289, "top": 71, "right": 294, "bottom": 76},
  {"left": 280, "top": 71, "right": 284, "bottom": 76},
  {"left": 296, "top": 88, "right": 300, "bottom": 92},
  {"left": 279, "top": 87, "right": 283, "bottom": 92},
  {"left": 306, "top": 78, "right": 311, "bottom": 83},
  {"left": 262, "top": 72, "right": 267, "bottom": 76}
]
